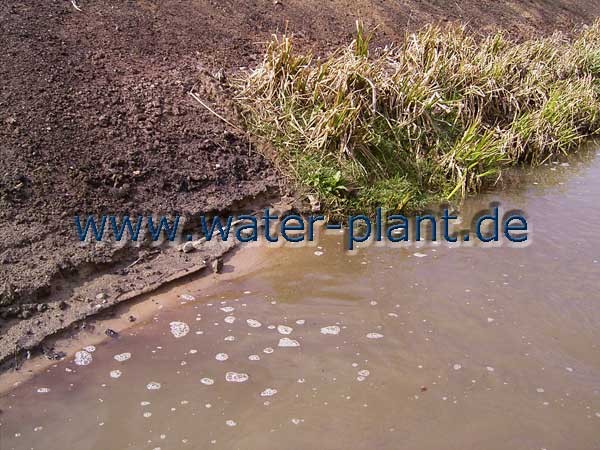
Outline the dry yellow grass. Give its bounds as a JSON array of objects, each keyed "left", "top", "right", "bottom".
[{"left": 234, "top": 21, "right": 600, "bottom": 214}]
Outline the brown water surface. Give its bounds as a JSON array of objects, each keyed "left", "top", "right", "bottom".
[{"left": 1, "top": 149, "right": 600, "bottom": 450}]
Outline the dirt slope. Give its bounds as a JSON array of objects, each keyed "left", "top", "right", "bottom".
[{"left": 1, "top": 0, "right": 599, "bottom": 323}]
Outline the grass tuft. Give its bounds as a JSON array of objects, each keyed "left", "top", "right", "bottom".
[{"left": 233, "top": 20, "right": 600, "bottom": 215}]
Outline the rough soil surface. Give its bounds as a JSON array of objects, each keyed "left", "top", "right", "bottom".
[{"left": 1, "top": 0, "right": 599, "bottom": 364}]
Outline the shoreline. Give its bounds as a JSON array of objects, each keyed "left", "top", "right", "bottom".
[{"left": 0, "top": 242, "right": 275, "bottom": 395}]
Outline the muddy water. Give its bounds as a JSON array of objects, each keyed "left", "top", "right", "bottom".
[{"left": 2, "top": 150, "right": 600, "bottom": 450}]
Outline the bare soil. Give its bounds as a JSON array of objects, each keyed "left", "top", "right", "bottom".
[{"left": 1, "top": 0, "right": 599, "bottom": 364}]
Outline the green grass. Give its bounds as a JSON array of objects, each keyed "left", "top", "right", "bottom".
[{"left": 233, "top": 21, "right": 600, "bottom": 216}]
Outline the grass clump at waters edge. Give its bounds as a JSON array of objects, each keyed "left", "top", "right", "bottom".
[{"left": 233, "top": 21, "right": 600, "bottom": 216}]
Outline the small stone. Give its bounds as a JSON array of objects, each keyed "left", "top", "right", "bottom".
[
  {"left": 44, "top": 348, "right": 66, "bottom": 360},
  {"left": 105, "top": 328, "right": 119, "bottom": 339},
  {"left": 210, "top": 258, "right": 223, "bottom": 274},
  {"left": 181, "top": 242, "right": 195, "bottom": 253}
]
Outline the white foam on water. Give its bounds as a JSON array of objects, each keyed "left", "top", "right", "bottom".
[
  {"left": 200, "top": 378, "right": 215, "bottom": 385},
  {"left": 189, "top": 349, "right": 198, "bottom": 354},
  {"left": 321, "top": 325, "right": 341, "bottom": 335},
  {"left": 36, "top": 387, "right": 50, "bottom": 393},
  {"left": 146, "top": 382, "right": 161, "bottom": 390},
  {"left": 263, "top": 347, "right": 274, "bottom": 354},
  {"left": 110, "top": 370, "right": 122, "bottom": 379},
  {"left": 314, "top": 251, "right": 324, "bottom": 256},
  {"left": 169, "top": 321, "right": 190, "bottom": 338},
  {"left": 291, "top": 418, "right": 304, "bottom": 425},
  {"left": 453, "top": 364, "right": 462, "bottom": 370},
  {"left": 143, "top": 412, "right": 152, "bottom": 418},
  {"left": 247, "top": 319, "right": 262, "bottom": 328},
  {"left": 366, "top": 333, "right": 384, "bottom": 339},
  {"left": 413, "top": 252, "right": 427, "bottom": 258},
  {"left": 485, "top": 366, "right": 495, "bottom": 372},
  {"left": 224, "top": 316, "right": 236, "bottom": 324},
  {"left": 114, "top": 352, "right": 131, "bottom": 362},
  {"left": 225, "top": 420, "right": 237, "bottom": 427},
  {"left": 536, "top": 387, "right": 545, "bottom": 393},
  {"left": 248, "top": 354, "right": 261, "bottom": 361},
  {"left": 83, "top": 345, "right": 96, "bottom": 353},
  {"left": 358, "top": 369, "right": 370, "bottom": 377},
  {"left": 225, "top": 372, "right": 249, "bottom": 383},
  {"left": 260, "top": 388, "right": 278, "bottom": 397},
  {"left": 296, "top": 319, "right": 305, "bottom": 325},
  {"left": 277, "top": 325, "right": 293, "bottom": 335},
  {"left": 74, "top": 350, "right": 93, "bottom": 366},
  {"left": 140, "top": 401, "right": 151, "bottom": 406},
  {"left": 180, "top": 294, "right": 196, "bottom": 302},
  {"left": 278, "top": 338, "right": 300, "bottom": 347},
  {"left": 224, "top": 336, "right": 236, "bottom": 341},
  {"left": 220, "top": 306, "right": 235, "bottom": 313},
  {"left": 215, "top": 353, "right": 229, "bottom": 361}
]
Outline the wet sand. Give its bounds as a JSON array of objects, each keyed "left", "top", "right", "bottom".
[{"left": 1, "top": 149, "right": 599, "bottom": 450}]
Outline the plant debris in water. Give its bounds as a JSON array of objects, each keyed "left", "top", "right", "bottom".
[{"left": 234, "top": 21, "right": 600, "bottom": 215}]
